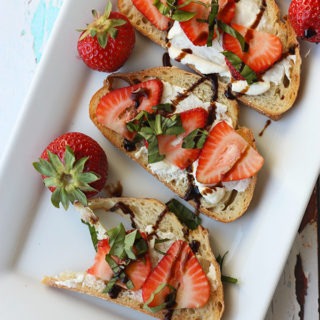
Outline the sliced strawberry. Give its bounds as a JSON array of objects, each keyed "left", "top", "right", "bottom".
[
  {"left": 225, "top": 58, "right": 245, "bottom": 80},
  {"left": 196, "top": 121, "right": 248, "bottom": 184},
  {"left": 178, "top": 0, "right": 211, "bottom": 46},
  {"left": 158, "top": 108, "right": 208, "bottom": 169},
  {"left": 125, "top": 253, "right": 152, "bottom": 290},
  {"left": 87, "top": 236, "right": 151, "bottom": 290},
  {"left": 142, "top": 240, "right": 210, "bottom": 310},
  {"left": 132, "top": 0, "right": 172, "bottom": 31},
  {"left": 96, "top": 79, "right": 163, "bottom": 140},
  {"left": 218, "top": 0, "right": 236, "bottom": 24},
  {"left": 87, "top": 239, "right": 113, "bottom": 281},
  {"left": 175, "top": 242, "right": 210, "bottom": 308},
  {"left": 222, "top": 145, "right": 264, "bottom": 181},
  {"left": 223, "top": 24, "right": 283, "bottom": 73},
  {"left": 178, "top": 0, "right": 235, "bottom": 46}
]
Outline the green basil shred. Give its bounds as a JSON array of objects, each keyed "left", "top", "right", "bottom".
[{"left": 166, "top": 198, "right": 201, "bottom": 230}]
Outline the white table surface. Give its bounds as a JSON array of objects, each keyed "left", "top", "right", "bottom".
[{"left": 0, "top": 1, "right": 318, "bottom": 319}]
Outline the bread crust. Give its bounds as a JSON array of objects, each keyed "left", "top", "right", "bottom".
[
  {"left": 118, "top": 0, "right": 301, "bottom": 120},
  {"left": 89, "top": 67, "right": 259, "bottom": 222},
  {"left": 42, "top": 198, "right": 224, "bottom": 320}
]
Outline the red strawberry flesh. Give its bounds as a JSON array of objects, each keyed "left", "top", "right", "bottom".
[
  {"left": 222, "top": 144, "right": 264, "bottom": 181},
  {"left": 132, "top": 0, "right": 172, "bottom": 31},
  {"left": 142, "top": 240, "right": 210, "bottom": 310},
  {"left": 196, "top": 121, "right": 248, "bottom": 184},
  {"left": 223, "top": 24, "right": 282, "bottom": 73},
  {"left": 96, "top": 79, "right": 163, "bottom": 140},
  {"left": 158, "top": 107, "right": 208, "bottom": 169},
  {"left": 87, "top": 236, "right": 151, "bottom": 291},
  {"left": 77, "top": 11, "right": 135, "bottom": 72}
]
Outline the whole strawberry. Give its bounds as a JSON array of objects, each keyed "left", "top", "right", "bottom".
[
  {"left": 33, "top": 132, "right": 108, "bottom": 210},
  {"left": 77, "top": 1, "right": 135, "bottom": 72},
  {"left": 288, "top": 0, "right": 320, "bottom": 43}
]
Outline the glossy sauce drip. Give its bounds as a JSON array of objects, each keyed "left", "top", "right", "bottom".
[
  {"left": 189, "top": 240, "right": 200, "bottom": 254},
  {"left": 236, "top": 0, "right": 267, "bottom": 73},
  {"left": 184, "top": 167, "right": 202, "bottom": 215},
  {"left": 110, "top": 202, "right": 137, "bottom": 228},
  {"left": 147, "top": 208, "right": 168, "bottom": 238},
  {"left": 108, "top": 284, "right": 122, "bottom": 299},
  {"left": 250, "top": 0, "right": 267, "bottom": 29},
  {"left": 123, "top": 138, "right": 136, "bottom": 152},
  {"left": 206, "top": 73, "right": 219, "bottom": 101},
  {"left": 162, "top": 52, "right": 172, "bottom": 67},
  {"left": 175, "top": 48, "right": 193, "bottom": 62},
  {"left": 164, "top": 309, "right": 174, "bottom": 320},
  {"left": 171, "top": 77, "right": 207, "bottom": 107},
  {"left": 207, "top": 103, "right": 217, "bottom": 128},
  {"left": 258, "top": 119, "right": 271, "bottom": 137},
  {"left": 224, "top": 84, "right": 237, "bottom": 100}
]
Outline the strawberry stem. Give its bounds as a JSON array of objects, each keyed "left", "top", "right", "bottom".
[{"left": 33, "top": 146, "right": 100, "bottom": 210}]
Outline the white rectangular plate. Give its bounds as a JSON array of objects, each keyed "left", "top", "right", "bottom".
[{"left": 0, "top": 0, "right": 319, "bottom": 319}]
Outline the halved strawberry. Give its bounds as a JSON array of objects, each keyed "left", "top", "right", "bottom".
[
  {"left": 178, "top": 0, "right": 235, "bottom": 46},
  {"left": 87, "top": 239, "right": 113, "bottom": 281},
  {"left": 125, "top": 254, "right": 152, "bottom": 290},
  {"left": 132, "top": 0, "right": 172, "bottom": 31},
  {"left": 218, "top": 0, "right": 236, "bottom": 24},
  {"left": 225, "top": 58, "right": 245, "bottom": 80},
  {"left": 96, "top": 79, "right": 163, "bottom": 140},
  {"left": 158, "top": 108, "right": 208, "bottom": 169},
  {"left": 87, "top": 237, "right": 152, "bottom": 290},
  {"left": 223, "top": 24, "right": 282, "bottom": 73},
  {"left": 196, "top": 121, "right": 248, "bottom": 184},
  {"left": 222, "top": 145, "right": 264, "bottom": 181},
  {"left": 142, "top": 240, "right": 210, "bottom": 310},
  {"left": 178, "top": 0, "right": 211, "bottom": 46}
]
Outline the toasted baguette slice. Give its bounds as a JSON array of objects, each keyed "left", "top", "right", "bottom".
[
  {"left": 42, "top": 197, "right": 224, "bottom": 320},
  {"left": 89, "top": 66, "right": 259, "bottom": 222},
  {"left": 118, "top": 0, "right": 301, "bottom": 120}
]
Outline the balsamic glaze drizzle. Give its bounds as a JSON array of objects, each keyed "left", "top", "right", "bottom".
[{"left": 110, "top": 202, "right": 137, "bottom": 229}]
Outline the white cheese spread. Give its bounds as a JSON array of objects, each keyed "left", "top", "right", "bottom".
[
  {"left": 206, "top": 263, "right": 220, "bottom": 291},
  {"left": 161, "top": 80, "right": 211, "bottom": 113},
  {"left": 166, "top": 1, "right": 296, "bottom": 96},
  {"left": 167, "top": 21, "right": 230, "bottom": 76}
]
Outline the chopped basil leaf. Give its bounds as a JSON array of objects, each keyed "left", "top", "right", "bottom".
[
  {"left": 153, "top": 0, "right": 171, "bottom": 16},
  {"left": 126, "top": 110, "right": 185, "bottom": 164},
  {"left": 207, "top": 0, "right": 219, "bottom": 47},
  {"left": 147, "top": 135, "right": 165, "bottom": 164},
  {"left": 222, "top": 51, "right": 258, "bottom": 84},
  {"left": 218, "top": 21, "right": 247, "bottom": 52},
  {"left": 124, "top": 229, "right": 138, "bottom": 260},
  {"left": 166, "top": 198, "right": 201, "bottom": 230},
  {"left": 81, "top": 220, "right": 99, "bottom": 251},
  {"left": 222, "top": 275, "right": 238, "bottom": 284},
  {"left": 143, "top": 283, "right": 176, "bottom": 313},
  {"left": 152, "top": 103, "right": 175, "bottom": 113},
  {"left": 154, "top": 238, "right": 171, "bottom": 255},
  {"left": 171, "top": 9, "right": 195, "bottom": 21},
  {"left": 182, "top": 128, "right": 208, "bottom": 149},
  {"left": 154, "top": 0, "right": 196, "bottom": 21},
  {"left": 134, "top": 237, "right": 149, "bottom": 257},
  {"left": 155, "top": 238, "right": 171, "bottom": 244},
  {"left": 105, "top": 254, "right": 122, "bottom": 275},
  {"left": 103, "top": 276, "right": 118, "bottom": 294},
  {"left": 107, "top": 223, "right": 127, "bottom": 259},
  {"left": 125, "top": 279, "right": 134, "bottom": 290},
  {"left": 216, "top": 251, "right": 238, "bottom": 284}
]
